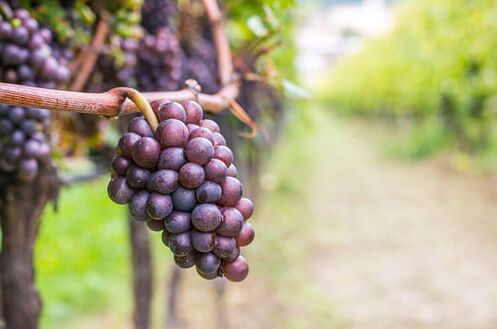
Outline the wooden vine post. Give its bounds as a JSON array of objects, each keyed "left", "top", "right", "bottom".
[{"left": 0, "top": 1, "right": 246, "bottom": 328}]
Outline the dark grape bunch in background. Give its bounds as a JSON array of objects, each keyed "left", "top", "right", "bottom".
[
  {"left": 108, "top": 100, "right": 255, "bottom": 281},
  {"left": 0, "top": 7, "right": 71, "bottom": 181}
]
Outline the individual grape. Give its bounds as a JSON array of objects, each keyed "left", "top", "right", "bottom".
[
  {"left": 129, "top": 191, "right": 150, "bottom": 221},
  {"left": 18, "top": 158, "right": 38, "bottom": 182},
  {"left": 187, "top": 124, "right": 199, "bottom": 134},
  {"left": 108, "top": 176, "right": 134, "bottom": 204},
  {"left": 183, "top": 101, "right": 203, "bottom": 124},
  {"left": 216, "top": 207, "right": 244, "bottom": 237},
  {"left": 222, "top": 256, "right": 249, "bottom": 282},
  {"left": 227, "top": 164, "right": 238, "bottom": 178},
  {"left": 126, "top": 165, "right": 151, "bottom": 189},
  {"left": 212, "top": 132, "right": 226, "bottom": 146},
  {"left": 178, "top": 162, "right": 205, "bottom": 189},
  {"left": 156, "top": 119, "right": 189, "bottom": 148},
  {"left": 21, "top": 120, "right": 37, "bottom": 135},
  {"left": 224, "top": 247, "right": 240, "bottom": 263},
  {"left": 236, "top": 222, "right": 255, "bottom": 247},
  {"left": 158, "top": 147, "right": 186, "bottom": 171},
  {"left": 158, "top": 101, "right": 186, "bottom": 122},
  {"left": 147, "top": 169, "right": 178, "bottom": 194},
  {"left": 185, "top": 137, "right": 214, "bottom": 165},
  {"left": 111, "top": 156, "right": 131, "bottom": 176},
  {"left": 12, "top": 26, "right": 29, "bottom": 45},
  {"left": 132, "top": 137, "right": 161, "bottom": 168},
  {"left": 146, "top": 219, "right": 165, "bottom": 232},
  {"left": 8, "top": 107, "right": 25, "bottom": 124},
  {"left": 213, "top": 236, "right": 236, "bottom": 259},
  {"left": 191, "top": 230, "right": 216, "bottom": 252},
  {"left": 196, "top": 268, "right": 218, "bottom": 280},
  {"left": 204, "top": 158, "right": 227, "bottom": 184},
  {"left": 214, "top": 145, "right": 234, "bottom": 167},
  {"left": 189, "top": 127, "right": 214, "bottom": 144},
  {"left": 174, "top": 254, "right": 195, "bottom": 269},
  {"left": 218, "top": 177, "right": 243, "bottom": 206},
  {"left": 165, "top": 211, "right": 191, "bottom": 233},
  {"left": 171, "top": 186, "right": 196, "bottom": 211},
  {"left": 37, "top": 143, "right": 50, "bottom": 162},
  {"left": 146, "top": 193, "right": 173, "bottom": 220},
  {"left": 129, "top": 116, "right": 154, "bottom": 137},
  {"left": 195, "top": 252, "right": 221, "bottom": 277},
  {"left": 235, "top": 197, "right": 254, "bottom": 220},
  {"left": 118, "top": 132, "right": 141, "bottom": 157},
  {"left": 161, "top": 229, "right": 171, "bottom": 246},
  {"left": 0, "top": 119, "right": 13, "bottom": 135},
  {"left": 23, "top": 140, "right": 40, "bottom": 158},
  {"left": 196, "top": 181, "right": 222, "bottom": 203},
  {"left": 168, "top": 232, "right": 193, "bottom": 256},
  {"left": 191, "top": 204, "right": 222, "bottom": 232},
  {"left": 199, "top": 119, "right": 220, "bottom": 133},
  {"left": 10, "top": 130, "right": 26, "bottom": 146}
]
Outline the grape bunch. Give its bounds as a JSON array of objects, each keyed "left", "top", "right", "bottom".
[
  {"left": 141, "top": 0, "right": 177, "bottom": 34},
  {"left": 136, "top": 27, "right": 183, "bottom": 92},
  {"left": 0, "top": 8, "right": 70, "bottom": 181},
  {"left": 108, "top": 100, "right": 255, "bottom": 281}
]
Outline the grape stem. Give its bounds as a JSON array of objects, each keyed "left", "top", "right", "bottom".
[{"left": 124, "top": 89, "right": 158, "bottom": 131}]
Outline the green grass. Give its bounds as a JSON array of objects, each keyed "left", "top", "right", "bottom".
[{"left": 36, "top": 180, "right": 132, "bottom": 328}]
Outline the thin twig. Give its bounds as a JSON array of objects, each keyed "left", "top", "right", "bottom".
[{"left": 69, "top": 10, "right": 110, "bottom": 91}]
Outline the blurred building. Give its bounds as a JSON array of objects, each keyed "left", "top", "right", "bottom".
[{"left": 296, "top": 0, "right": 395, "bottom": 77}]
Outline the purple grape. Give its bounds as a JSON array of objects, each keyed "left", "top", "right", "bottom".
[
  {"left": 118, "top": 132, "right": 141, "bottom": 157},
  {"left": 18, "top": 158, "right": 38, "bottom": 182},
  {"left": 3, "top": 45, "right": 24, "bottom": 65},
  {"left": 236, "top": 222, "right": 255, "bottom": 247},
  {"left": 37, "top": 143, "right": 50, "bottom": 162},
  {"left": 18, "top": 65, "right": 34, "bottom": 81},
  {"left": 156, "top": 119, "right": 189, "bottom": 148},
  {"left": 21, "top": 120, "right": 37, "bottom": 135},
  {"left": 146, "top": 192, "right": 173, "bottom": 220},
  {"left": 132, "top": 137, "right": 161, "bottom": 169},
  {"left": 222, "top": 256, "right": 249, "bottom": 282},
  {"left": 196, "top": 268, "right": 218, "bottom": 280},
  {"left": 23, "top": 18, "right": 39, "bottom": 33},
  {"left": 111, "top": 156, "right": 131, "bottom": 176},
  {"left": 174, "top": 254, "right": 195, "bottom": 269},
  {"left": 171, "top": 186, "right": 196, "bottom": 211},
  {"left": 0, "top": 22, "right": 12, "bottom": 40},
  {"left": 227, "top": 164, "right": 238, "bottom": 178},
  {"left": 218, "top": 177, "right": 243, "bottom": 206},
  {"left": 0, "top": 119, "right": 13, "bottom": 135},
  {"left": 187, "top": 123, "right": 199, "bottom": 133},
  {"left": 10, "top": 130, "right": 25, "bottom": 146},
  {"left": 126, "top": 165, "right": 151, "bottom": 189},
  {"left": 146, "top": 219, "right": 165, "bottom": 232},
  {"left": 129, "top": 191, "right": 150, "bottom": 221},
  {"left": 168, "top": 232, "right": 193, "bottom": 256},
  {"left": 14, "top": 9, "right": 30, "bottom": 20},
  {"left": 224, "top": 247, "right": 240, "bottom": 263},
  {"left": 28, "top": 34, "right": 44, "bottom": 50},
  {"left": 179, "top": 162, "right": 205, "bottom": 189},
  {"left": 12, "top": 26, "right": 29, "bottom": 45},
  {"left": 213, "top": 236, "right": 236, "bottom": 259},
  {"left": 128, "top": 116, "right": 154, "bottom": 137},
  {"left": 108, "top": 176, "right": 134, "bottom": 204},
  {"left": 8, "top": 107, "right": 25, "bottom": 124},
  {"left": 216, "top": 207, "right": 244, "bottom": 237},
  {"left": 199, "top": 119, "right": 220, "bottom": 133},
  {"left": 158, "top": 147, "right": 186, "bottom": 171},
  {"left": 191, "top": 230, "right": 216, "bottom": 252},
  {"left": 183, "top": 100, "right": 203, "bottom": 124},
  {"left": 191, "top": 204, "right": 222, "bottom": 232},
  {"left": 41, "top": 57, "right": 59, "bottom": 79},
  {"left": 23, "top": 139, "right": 40, "bottom": 158},
  {"left": 158, "top": 101, "right": 186, "bottom": 122},
  {"left": 185, "top": 137, "right": 214, "bottom": 165},
  {"left": 189, "top": 127, "right": 214, "bottom": 144},
  {"left": 165, "top": 211, "right": 191, "bottom": 234},
  {"left": 214, "top": 146, "right": 234, "bottom": 167},
  {"left": 195, "top": 252, "right": 220, "bottom": 276},
  {"left": 235, "top": 197, "right": 254, "bottom": 220},
  {"left": 147, "top": 169, "right": 178, "bottom": 194},
  {"left": 204, "top": 159, "right": 227, "bottom": 184},
  {"left": 195, "top": 181, "right": 222, "bottom": 203},
  {"left": 212, "top": 132, "right": 226, "bottom": 146}
]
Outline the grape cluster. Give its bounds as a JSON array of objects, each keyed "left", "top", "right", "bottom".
[
  {"left": 108, "top": 100, "right": 255, "bottom": 281},
  {"left": 141, "top": 0, "right": 177, "bottom": 34},
  {"left": 136, "top": 27, "right": 183, "bottom": 91},
  {"left": 0, "top": 8, "right": 70, "bottom": 181}
]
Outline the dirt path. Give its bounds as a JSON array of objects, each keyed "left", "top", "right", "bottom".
[{"left": 308, "top": 114, "right": 497, "bottom": 329}]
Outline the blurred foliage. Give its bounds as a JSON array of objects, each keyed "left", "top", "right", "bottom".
[{"left": 319, "top": 0, "right": 497, "bottom": 157}]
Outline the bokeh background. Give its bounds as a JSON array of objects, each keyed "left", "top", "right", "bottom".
[{"left": 35, "top": 0, "right": 497, "bottom": 328}]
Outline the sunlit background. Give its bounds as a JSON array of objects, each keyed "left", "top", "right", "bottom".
[{"left": 35, "top": 0, "right": 497, "bottom": 328}]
